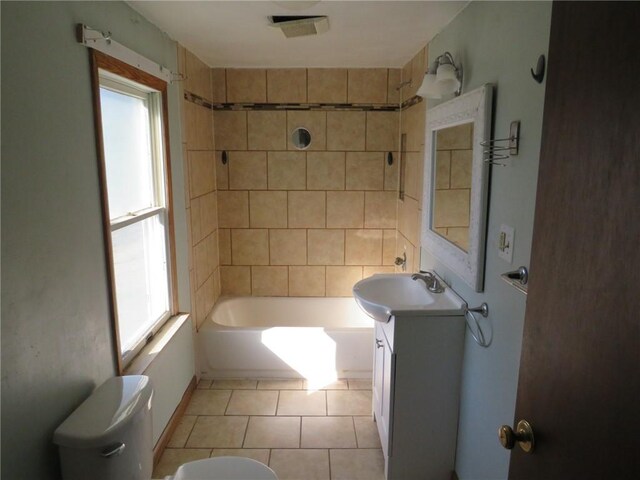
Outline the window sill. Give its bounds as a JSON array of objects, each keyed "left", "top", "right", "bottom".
[{"left": 124, "top": 313, "right": 191, "bottom": 376}]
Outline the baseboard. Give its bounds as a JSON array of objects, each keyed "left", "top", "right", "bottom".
[{"left": 153, "top": 375, "right": 197, "bottom": 466}]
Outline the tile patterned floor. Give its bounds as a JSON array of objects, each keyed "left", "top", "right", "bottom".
[{"left": 154, "top": 378, "right": 384, "bottom": 480}]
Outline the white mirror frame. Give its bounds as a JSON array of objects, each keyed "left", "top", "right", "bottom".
[{"left": 421, "top": 84, "right": 493, "bottom": 292}]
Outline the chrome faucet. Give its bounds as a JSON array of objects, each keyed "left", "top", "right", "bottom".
[{"left": 411, "top": 272, "right": 445, "bottom": 293}]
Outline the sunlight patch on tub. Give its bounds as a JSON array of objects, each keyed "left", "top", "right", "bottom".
[{"left": 261, "top": 327, "right": 337, "bottom": 391}]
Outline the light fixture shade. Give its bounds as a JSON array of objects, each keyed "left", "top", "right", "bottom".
[
  {"left": 435, "top": 63, "right": 460, "bottom": 95},
  {"left": 416, "top": 72, "right": 441, "bottom": 99}
]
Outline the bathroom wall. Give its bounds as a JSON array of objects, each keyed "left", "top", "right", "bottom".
[
  {"left": 1, "top": 2, "right": 193, "bottom": 478},
  {"left": 177, "top": 46, "right": 222, "bottom": 330},
  {"left": 420, "top": 2, "right": 552, "bottom": 478},
  {"left": 210, "top": 68, "right": 401, "bottom": 296}
]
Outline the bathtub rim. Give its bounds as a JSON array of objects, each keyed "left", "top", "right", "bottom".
[{"left": 202, "top": 295, "right": 375, "bottom": 331}]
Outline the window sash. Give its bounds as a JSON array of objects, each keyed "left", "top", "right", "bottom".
[
  {"left": 112, "top": 210, "right": 172, "bottom": 366},
  {"left": 99, "top": 76, "right": 166, "bottom": 218}
]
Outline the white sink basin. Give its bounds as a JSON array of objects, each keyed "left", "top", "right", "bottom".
[{"left": 352, "top": 273, "right": 465, "bottom": 322}]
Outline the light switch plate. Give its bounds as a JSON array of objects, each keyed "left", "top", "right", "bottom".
[{"left": 498, "top": 224, "right": 514, "bottom": 263}]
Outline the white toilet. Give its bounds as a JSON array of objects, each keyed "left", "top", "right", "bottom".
[
  {"left": 53, "top": 375, "right": 277, "bottom": 480},
  {"left": 169, "top": 457, "right": 277, "bottom": 480}
]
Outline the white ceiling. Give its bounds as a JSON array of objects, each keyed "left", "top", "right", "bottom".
[{"left": 127, "top": 1, "right": 468, "bottom": 68}]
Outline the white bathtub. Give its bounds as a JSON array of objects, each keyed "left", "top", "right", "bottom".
[{"left": 197, "top": 297, "right": 374, "bottom": 384}]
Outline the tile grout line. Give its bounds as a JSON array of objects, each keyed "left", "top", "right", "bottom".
[
  {"left": 182, "top": 414, "right": 199, "bottom": 449},
  {"left": 240, "top": 414, "right": 251, "bottom": 449},
  {"left": 305, "top": 68, "right": 309, "bottom": 104},
  {"left": 223, "top": 390, "right": 233, "bottom": 415},
  {"left": 324, "top": 389, "right": 328, "bottom": 417},
  {"left": 352, "top": 416, "right": 359, "bottom": 448}
]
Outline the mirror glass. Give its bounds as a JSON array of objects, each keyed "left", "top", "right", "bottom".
[
  {"left": 291, "top": 127, "right": 311, "bottom": 150},
  {"left": 432, "top": 123, "right": 474, "bottom": 252},
  {"left": 421, "top": 85, "right": 493, "bottom": 292}
]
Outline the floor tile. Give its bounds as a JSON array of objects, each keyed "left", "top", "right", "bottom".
[
  {"left": 327, "top": 390, "right": 372, "bottom": 416},
  {"left": 197, "top": 379, "right": 212, "bottom": 389},
  {"left": 153, "top": 448, "right": 211, "bottom": 478},
  {"left": 185, "top": 390, "right": 232, "bottom": 415},
  {"left": 277, "top": 390, "right": 326, "bottom": 416},
  {"left": 166, "top": 415, "right": 197, "bottom": 448},
  {"left": 353, "top": 416, "right": 381, "bottom": 448},
  {"left": 185, "top": 416, "right": 248, "bottom": 448},
  {"left": 212, "top": 379, "right": 258, "bottom": 390},
  {"left": 244, "top": 416, "right": 301, "bottom": 448},
  {"left": 330, "top": 449, "right": 385, "bottom": 480},
  {"left": 211, "top": 448, "right": 270, "bottom": 465},
  {"left": 304, "top": 379, "right": 348, "bottom": 390},
  {"left": 301, "top": 416, "right": 357, "bottom": 448},
  {"left": 226, "top": 390, "right": 279, "bottom": 415},
  {"left": 258, "top": 379, "right": 303, "bottom": 390},
  {"left": 161, "top": 380, "right": 383, "bottom": 480},
  {"left": 348, "top": 378, "right": 372, "bottom": 390},
  {"left": 269, "top": 449, "right": 330, "bottom": 480}
]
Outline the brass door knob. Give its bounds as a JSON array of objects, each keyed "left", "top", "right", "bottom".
[{"left": 498, "top": 420, "right": 535, "bottom": 453}]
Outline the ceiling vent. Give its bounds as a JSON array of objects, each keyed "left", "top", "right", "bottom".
[{"left": 269, "top": 15, "right": 329, "bottom": 38}]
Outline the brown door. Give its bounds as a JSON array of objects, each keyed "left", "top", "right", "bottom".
[{"left": 508, "top": 2, "right": 640, "bottom": 479}]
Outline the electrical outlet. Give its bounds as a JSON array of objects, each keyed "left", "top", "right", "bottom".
[{"left": 498, "top": 224, "right": 514, "bottom": 263}]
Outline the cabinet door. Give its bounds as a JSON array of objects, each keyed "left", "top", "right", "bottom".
[
  {"left": 373, "top": 323, "right": 384, "bottom": 420},
  {"left": 373, "top": 323, "right": 394, "bottom": 458},
  {"left": 381, "top": 337, "right": 394, "bottom": 457}
]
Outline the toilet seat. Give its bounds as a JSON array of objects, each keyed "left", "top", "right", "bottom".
[{"left": 168, "top": 456, "right": 278, "bottom": 480}]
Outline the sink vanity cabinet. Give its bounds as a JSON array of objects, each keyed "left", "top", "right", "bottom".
[
  {"left": 372, "top": 313, "right": 465, "bottom": 480},
  {"left": 353, "top": 273, "right": 468, "bottom": 479}
]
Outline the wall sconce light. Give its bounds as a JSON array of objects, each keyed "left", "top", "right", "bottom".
[{"left": 416, "top": 52, "right": 463, "bottom": 99}]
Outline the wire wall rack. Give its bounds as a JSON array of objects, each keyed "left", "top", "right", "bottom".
[{"left": 481, "top": 120, "right": 520, "bottom": 166}]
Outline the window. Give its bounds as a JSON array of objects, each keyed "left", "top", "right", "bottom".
[{"left": 91, "top": 51, "right": 176, "bottom": 370}]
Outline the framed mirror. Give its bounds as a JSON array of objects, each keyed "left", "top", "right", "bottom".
[{"left": 421, "top": 84, "right": 493, "bottom": 291}]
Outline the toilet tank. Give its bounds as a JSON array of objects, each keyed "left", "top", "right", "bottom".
[{"left": 53, "top": 375, "right": 154, "bottom": 480}]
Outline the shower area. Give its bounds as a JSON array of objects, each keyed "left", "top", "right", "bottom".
[{"left": 179, "top": 45, "right": 428, "bottom": 384}]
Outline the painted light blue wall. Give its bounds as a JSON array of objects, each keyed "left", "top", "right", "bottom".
[
  {"left": 421, "top": 2, "right": 552, "bottom": 478},
  {"left": 1, "top": 2, "right": 191, "bottom": 478}
]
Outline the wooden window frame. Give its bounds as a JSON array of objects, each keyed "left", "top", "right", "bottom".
[{"left": 89, "top": 49, "right": 178, "bottom": 374}]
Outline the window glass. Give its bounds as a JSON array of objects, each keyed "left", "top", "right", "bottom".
[
  {"left": 100, "top": 87, "right": 155, "bottom": 219},
  {"left": 111, "top": 214, "right": 169, "bottom": 355}
]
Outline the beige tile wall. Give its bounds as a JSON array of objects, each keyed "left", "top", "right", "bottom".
[
  {"left": 212, "top": 68, "right": 401, "bottom": 297},
  {"left": 179, "top": 46, "right": 221, "bottom": 329},
  {"left": 397, "top": 47, "right": 428, "bottom": 273}
]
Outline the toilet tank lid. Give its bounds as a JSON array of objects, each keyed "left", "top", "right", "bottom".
[{"left": 53, "top": 375, "right": 153, "bottom": 449}]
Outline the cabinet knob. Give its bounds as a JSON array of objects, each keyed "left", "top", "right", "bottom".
[{"left": 375, "top": 339, "right": 384, "bottom": 348}]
